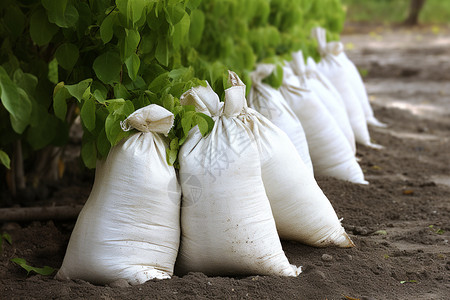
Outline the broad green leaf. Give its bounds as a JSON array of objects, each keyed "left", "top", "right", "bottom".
[
  {"left": 42, "top": 0, "right": 79, "bottom": 28},
  {"left": 187, "top": 0, "right": 202, "bottom": 10},
  {"left": 81, "top": 139, "right": 97, "bottom": 169},
  {"left": 0, "top": 150, "right": 10, "bottom": 169},
  {"left": 48, "top": 58, "right": 59, "bottom": 84},
  {"left": 55, "top": 43, "right": 79, "bottom": 71},
  {"left": 113, "top": 84, "right": 131, "bottom": 99},
  {"left": 93, "top": 51, "right": 122, "bottom": 84},
  {"left": 170, "top": 137, "right": 179, "bottom": 150},
  {"left": 91, "top": 81, "right": 108, "bottom": 103},
  {"left": 29, "top": 9, "right": 59, "bottom": 46},
  {"left": 65, "top": 79, "right": 92, "bottom": 102},
  {"left": 196, "top": 112, "right": 214, "bottom": 136},
  {"left": 26, "top": 113, "right": 58, "bottom": 150},
  {"left": 195, "top": 114, "right": 208, "bottom": 136},
  {"left": 167, "top": 148, "right": 177, "bottom": 165},
  {"left": 181, "top": 110, "right": 195, "bottom": 135},
  {"left": 189, "top": 9, "right": 205, "bottom": 47},
  {"left": 116, "top": 0, "right": 147, "bottom": 26},
  {"left": 105, "top": 113, "right": 127, "bottom": 146},
  {"left": 166, "top": 3, "right": 185, "bottom": 25},
  {"left": 172, "top": 13, "right": 190, "bottom": 50},
  {"left": 81, "top": 98, "right": 96, "bottom": 132},
  {"left": 96, "top": 128, "right": 111, "bottom": 158},
  {"left": 125, "top": 53, "right": 140, "bottom": 81},
  {"left": 100, "top": 12, "right": 116, "bottom": 44},
  {"left": 162, "top": 94, "right": 174, "bottom": 112},
  {"left": 121, "top": 29, "right": 140, "bottom": 61},
  {"left": 0, "top": 68, "right": 32, "bottom": 134},
  {"left": 13, "top": 70, "right": 38, "bottom": 96},
  {"left": 148, "top": 72, "right": 169, "bottom": 93},
  {"left": 11, "top": 258, "right": 55, "bottom": 275},
  {"left": 4, "top": 4, "right": 26, "bottom": 38},
  {"left": 155, "top": 36, "right": 169, "bottom": 66},
  {"left": 53, "top": 86, "right": 70, "bottom": 120}
]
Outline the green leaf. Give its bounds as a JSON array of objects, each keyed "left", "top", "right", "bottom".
[
  {"left": 162, "top": 94, "right": 174, "bottom": 112},
  {"left": 11, "top": 258, "right": 55, "bottom": 276},
  {"left": 195, "top": 112, "right": 215, "bottom": 136},
  {"left": 48, "top": 58, "right": 59, "bottom": 84},
  {"left": 105, "top": 113, "right": 125, "bottom": 146},
  {"left": 93, "top": 52, "right": 122, "bottom": 84},
  {"left": 4, "top": 4, "right": 26, "bottom": 38},
  {"left": 113, "top": 84, "right": 131, "bottom": 99},
  {"left": 0, "top": 68, "right": 31, "bottom": 126},
  {"left": 81, "top": 139, "right": 97, "bottom": 169},
  {"left": 0, "top": 150, "right": 11, "bottom": 169},
  {"left": 195, "top": 114, "right": 208, "bottom": 136},
  {"left": 65, "top": 79, "right": 92, "bottom": 102},
  {"left": 121, "top": 29, "right": 140, "bottom": 61},
  {"left": 29, "top": 9, "right": 59, "bottom": 46},
  {"left": 13, "top": 70, "right": 38, "bottom": 96},
  {"left": 155, "top": 36, "right": 169, "bottom": 66},
  {"left": 148, "top": 72, "right": 170, "bottom": 93},
  {"left": 167, "top": 148, "right": 177, "bottom": 165},
  {"left": 91, "top": 81, "right": 108, "bottom": 103},
  {"left": 189, "top": 9, "right": 205, "bottom": 47},
  {"left": 26, "top": 113, "right": 59, "bottom": 150},
  {"left": 181, "top": 110, "right": 195, "bottom": 135},
  {"left": 100, "top": 12, "right": 116, "bottom": 44},
  {"left": 42, "top": 0, "right": 79, "bottom": 28},
  {"left": 172, "top": 13, "right": 190, "bottom": 50},
  {"left": 55, "top": 43, "right": 79, "bottom": 71},
  {"left": 53, "top": 86, "right": 70, "bottom": 121},
  {"left": 166, "top": 3, "right": 185, "bottom": 25},
  {"left": 96, "top": 128, "right": 111, "bottom": 158},
  {"left": 125, "top": 53, "right": 140, "bottom": 81},
  {"left": 81, "top": 98, "right": 96, "bottom": 132}
]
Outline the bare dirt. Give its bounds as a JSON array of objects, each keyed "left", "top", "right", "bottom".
[{"left": 1, "top": 26, "right": 449, "bottom": 299}]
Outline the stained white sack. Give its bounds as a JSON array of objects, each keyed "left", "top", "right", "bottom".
[
  {"left": 56, "top": 105, "right": 181, "bottom": 285},
  {"left": 176, "top": 82, "right": 300, "bottom": 277},
  {"left": 228, "top": 71, "right": 354, "bottom": 247},
  {"left": 280, "top": 65, "right": 368, "bottom": 184},
  {"left": 247, "top": 64, "right": 313, "bottom": 172},
  {"left": 311, "top": 27, "right": 383, "bottom": 149},
  {"left": 290, "top": 51, "right": 356, "bottom": 154}
]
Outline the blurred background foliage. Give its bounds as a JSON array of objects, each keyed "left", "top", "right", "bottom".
[{"left": 343, "top": 0, "right": 450, "bottom": 25}]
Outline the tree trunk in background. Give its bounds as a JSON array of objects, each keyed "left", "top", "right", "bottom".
[{"left": 403, "top": 0, "right": 426, "bottom": 26}]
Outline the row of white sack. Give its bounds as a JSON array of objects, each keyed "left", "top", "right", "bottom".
[
  {"left": 56, "top": 71, "right": 358, "bottom": 286},
  {"left": 249, "top": 27, "right": 386, "bottom": 185}
]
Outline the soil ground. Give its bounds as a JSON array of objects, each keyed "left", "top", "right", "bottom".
[{"left": 1, "top": 25, "right": 449, "bottom": 299}]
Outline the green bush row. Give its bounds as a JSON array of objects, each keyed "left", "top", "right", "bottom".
[{"left": 0, "top": 0, "right": 344, "bottom": 189}]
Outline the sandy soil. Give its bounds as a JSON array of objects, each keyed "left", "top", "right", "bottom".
[{"left": 1, "top": 26, "right": 449, "bottom": 299}]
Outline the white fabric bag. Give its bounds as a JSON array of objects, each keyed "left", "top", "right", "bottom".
[
  {"left": 247, "top": 64, "right": 313, "bottom": 171},
  {"left": 228, "top": 71, "right": 354, "bottom": 247},
  {"left": 280, "top": 66, "right": 368, "bottom": 184},
  {"left": 290, "top": 51, "right": 356, "bottom": 154},
  {"left": 56, "top": 105, "right": 181, "bottom": 285},
  {"left": 311, "top": 27, "right": 383, "bottom": 148},
  {"left": 176, "top": 82, "right": 300, "bottom": 277}
]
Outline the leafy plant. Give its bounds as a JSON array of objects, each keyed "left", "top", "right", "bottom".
[
  {"left": 10, "top": 257, "right": 56, "bottom": 276},
  {"left": 0, "top": 0, "right": 344, "bottom": 199}
]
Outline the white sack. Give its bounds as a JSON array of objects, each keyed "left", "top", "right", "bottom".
[
  {"left": 290, "top": 51, "right": 356, "bottom": 154},
  {"left": 311, "top": 27, "right": 383, "bottom": 149},
  {"left": 280, "top": 66, "right": 368, "bottom": 184},
  {"left": 176, "top": 82, "right": 299, "bottom": 277},
  {"left": 228, "top": 71, "right": 354, "bottom": 247},
  {"left": 56, "top": 104, "right": 181, "bottom": 285},
  {"left": 248, "top": 64, "right": 313, "bottom": 172}
]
